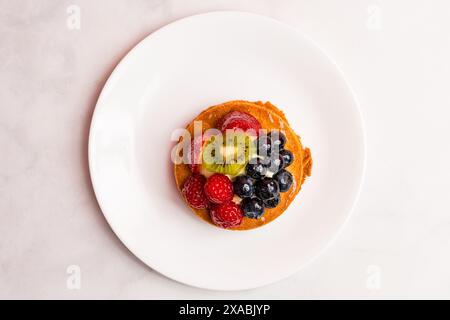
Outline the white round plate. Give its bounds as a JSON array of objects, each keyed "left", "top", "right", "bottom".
[{"left": 89, "top": 11, "right": 365, "bottom": 290}]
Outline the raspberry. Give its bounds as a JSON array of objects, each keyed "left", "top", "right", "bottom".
[
  {"left": 188, "top": 135, "right": 204, "bottom": 173},
  {"left": 204, "top": 173, "right": 233, "bottom": 204},
  {"left": 210, "top": 202, "right": 243, "bottom": 228},
  {"left": 217, "top": 111, "right": 262, "bottom": 135},
  {"left": 182, "top": 174, "right": 209, "bottom": 209}
]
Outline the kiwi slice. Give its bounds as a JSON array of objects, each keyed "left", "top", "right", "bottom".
[{"left": 202, "top": 132, "right": 256, "bottom": 176}]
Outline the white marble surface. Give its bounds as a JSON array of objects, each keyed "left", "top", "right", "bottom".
[{"left": 1, "top": 0, "right": 450, "bottom": 299}]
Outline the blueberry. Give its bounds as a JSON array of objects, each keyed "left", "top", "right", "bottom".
[
  {"left": 233, "top": 175, "right": 255, "bottom": 198},
  {"left": 259, "top": 156, "right": 271, "bottom": 166},
  {"left": 256, "top": 135, "right": 272, "bottom": 157},
  {"left": 268, "top": 131, "right": 286, "bottom": 152},
  {"left": 280, "top": 149, "right": 294, "bottom": 168},
  {"left": 256, "top": 177, "right": 280, "bottom": 200},
  {"left": 246, "top": 158, "right": 267, "bottom": 180},
  {"left": 264, "top": 153, "right": 285, "bottom": 173},
  {"left": 241, "top": 197, "right": 265, "bottom": 219},
  {"left": 273, "top": 169, "right": 293, "bottom": 192},
  {"left": 263, "top": 194, "right": 281, "bottom": 208}
]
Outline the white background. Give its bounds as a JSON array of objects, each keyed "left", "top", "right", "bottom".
[{"left": 1, "top": 0, "right": 450, "bottom": 299}]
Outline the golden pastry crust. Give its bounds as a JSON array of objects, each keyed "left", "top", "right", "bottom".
[{"left": 174, "top": 100, "right": 312, "bottom": 230}]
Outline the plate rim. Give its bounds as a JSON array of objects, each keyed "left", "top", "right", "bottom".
[{"left": 88, "top": 10, "right": 367, "bottom": 291}]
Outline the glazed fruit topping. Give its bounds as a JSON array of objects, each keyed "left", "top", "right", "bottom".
[
  {"left": 210, "top": 202, "right": 243, "bottom": 229},
  {"left": 217, "top": 111, "right": 262, "bottom": 134},
  {"left": 183, "top": 118, "right": 296, "bottom": 226},
  {"left": 233, "top": 175, "right": 255, "bottom": 198},
  {"left": 235, "top": 129, "right": 295, "bottom": 214},
  {"left": 182, "top": 174, "right": 209, "bottom": 209},
  {"left": 241, "top": 197, "right": 265, "bottom": 219},
  {"left": 273, "top": 169, "right": 293, "bottom": 192},
  {"left": 204, "top": 173, "right": 234, "bottom": 204}
]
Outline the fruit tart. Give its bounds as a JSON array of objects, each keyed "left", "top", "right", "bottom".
[{"left": 173, "top": 100, "right": 312, "bottom": 230}]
